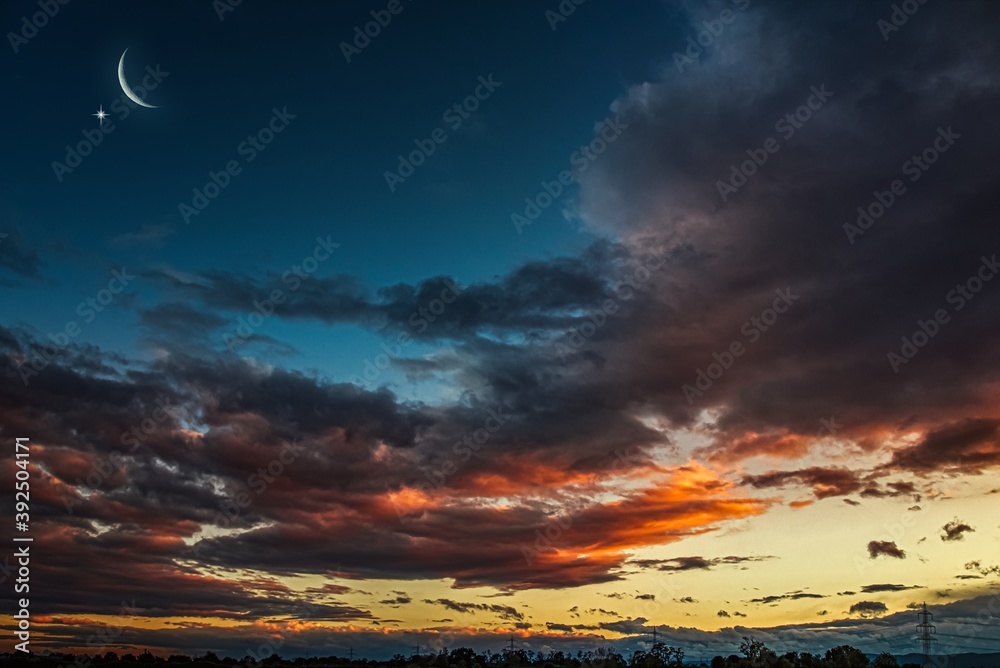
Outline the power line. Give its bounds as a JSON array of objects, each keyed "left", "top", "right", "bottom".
[
  {"left": 844, "top": 633, "right": 918, "bottom": 646},
  {"left": 928, "top": 641, "right": 1000, "bottom": 653},
  {"left": 935, "top": 632, "right": 1000, "bottom": 644}
]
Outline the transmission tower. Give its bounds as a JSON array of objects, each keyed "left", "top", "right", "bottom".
[{"left": 916, "top": 602, "right": 936, "bottom": 667}]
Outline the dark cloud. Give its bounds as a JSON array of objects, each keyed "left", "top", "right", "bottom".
[
  {"left": 0, "top": 225, "right": 44, "bottom": 283},
  {"left": 941, "top": 519, "right": 975, "bottom": 541},
  {"left": 586, "top": 608, "right": 621, "bottom": 618},
  {"left": 849, "top": 601, "right": 889, "bottom": 618},
  {"left": 566, "top": 0, "right": 1000, "bottom": 488},
  {"left": 631, "top": 555, "right": 775, "bottom": 572},
  {"left": 0, "top": 325, "right": 22, "bottom": 353},
  {"left": 860, "top": 584, "right": 923, "bottom": 593},
  {"left": 749, "top": 591, "right": 825, "bottom": 605},
  {"left": 138, "top": 302, "right": 231, "bottom": 350},
  {"left": 546, "top": 622, "right": 576, "bottom": 633},
  {"left": 423, "top": 599, "right": 523, "bottom": 622},
  {"left": 140, "top": 242, "right": 626, "bottom": 345},
  {"left": 964, "top": 561, "right": 1000, "bottom": 577},
  {"left": 887, "top": 481, "right": 918, "bottom": 495},
  {"left": 598, "top": 618, "right": 650, "bottom": 635},
  {"left": 304, "top": 584, "right": 353, "bottom": 596},
  {"left": 378, "top": 595, "right": 412, "bottom": 607},
  {"left": 885, "top": 420, "right": 1000, "bottom": 475},
  {"left": 0, "top": 293, "right": 773, "bottom": 597},
  {"left": 741, "top": 468, "right": 862, "bottom": 499},
  {"left": 867, "top": 541, "right": 906, "bottom": 559},
  {"left": 859, "top": 481, "right": 919, "bottom": 499}
]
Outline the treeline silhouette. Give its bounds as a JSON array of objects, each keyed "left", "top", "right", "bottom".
[{"left": 1, "top": 639, "right": 917, "bottom": 668}]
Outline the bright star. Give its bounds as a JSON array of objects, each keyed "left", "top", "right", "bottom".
[{"left": 93, "top": 105, "right": 108, "bottom": 124}]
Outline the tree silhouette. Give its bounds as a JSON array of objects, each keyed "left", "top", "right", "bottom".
[
  {"left": 824, "top": 646, "right": 868, "bottom": 668},
  {"left": 740, "top": 638, "right": 777, "bottom": 667},
  {"left": 871, "top": 654, "right": 899, "bottom": 668}
]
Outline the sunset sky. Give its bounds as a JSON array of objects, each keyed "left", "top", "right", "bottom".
[{"left": 2, "top": 0, "right": 1000, "bottom": 661}]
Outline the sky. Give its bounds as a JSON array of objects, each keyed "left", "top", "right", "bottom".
[{"left": 1, "top": 0, "right": 1000, "bottom": 661}]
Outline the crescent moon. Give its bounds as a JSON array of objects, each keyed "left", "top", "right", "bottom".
[{"left": 118, "top": 48, "right": 158, "bottom": 109}]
